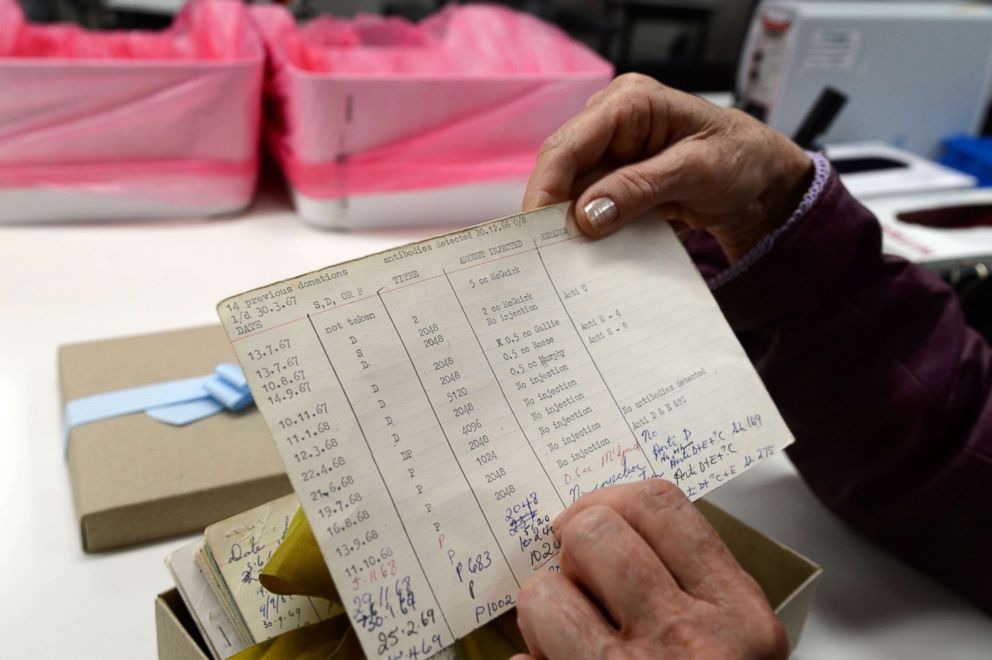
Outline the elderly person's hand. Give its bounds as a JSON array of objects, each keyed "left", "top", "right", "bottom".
[
  {"left": 511, "top": 481, "right": 787, "bottom": 660},
  {"left": 523, "top": 74, "right": 813, "bottom": 262}
]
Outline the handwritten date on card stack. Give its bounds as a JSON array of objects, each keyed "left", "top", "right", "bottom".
[
  {"left": 166, "top": 494, "right": 338, "bottom": 659},
  {"left": 217, "top": 203, "right": 793, "bottom": 659}
]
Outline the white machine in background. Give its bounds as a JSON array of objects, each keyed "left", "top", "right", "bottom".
[
  {"left": 862, "top": 187, "right": 992, "bottom": 272},
  {"left": 738, "top": 2, "right": 992, "bottom": 158},
  {"left": 825, "top": 141, "right": 976, "bottom": 200}
]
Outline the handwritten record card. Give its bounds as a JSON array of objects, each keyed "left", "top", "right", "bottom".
[{"left": 218, "top": 203, "right": 793, "bottom": 659}]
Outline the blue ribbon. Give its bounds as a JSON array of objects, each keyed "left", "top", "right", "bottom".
[{"left": 63, "top": 363, "right": 253, "bottom": 452}]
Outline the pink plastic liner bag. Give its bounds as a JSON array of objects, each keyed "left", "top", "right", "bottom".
[
  {"left": 0, "top": 0, "right": 264, "bottom": 215},
  {"left": 252, "top": 3, "right": 613, "bottom": 200}
]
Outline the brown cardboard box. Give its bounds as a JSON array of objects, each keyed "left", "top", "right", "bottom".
[
  {"left": 59, "top": 325, "right": 292, "bottom": 551},
  {"left": 156, "top": 500, "right": 821, "bottom": 659},
  {"left": 157, "top": 589, "right": 210, "bottom": 660}
]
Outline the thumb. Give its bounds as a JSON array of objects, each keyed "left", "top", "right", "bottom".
[{"left": 573, "top": 143, "right": 699, "bottom": 237}]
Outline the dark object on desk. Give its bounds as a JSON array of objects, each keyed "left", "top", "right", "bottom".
[
  {"left": 898, "top": 204, "right": 992, "bottom": 230},
  {"left": 792, "top": 86, "right": 848, "bottom": 151},
  {"left": 831, "top": 156, "right": 909, "bottom": 175},
  {"left": 789, "top": 87, "right": 913, "bottom": 179}
]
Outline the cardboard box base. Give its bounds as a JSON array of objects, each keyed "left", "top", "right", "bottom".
[
  {"left": 157, "top": 589, "right": 212, "bottom": 660},
  {"left": 156, "top": 500, "right": 821, "bottom": 659}
]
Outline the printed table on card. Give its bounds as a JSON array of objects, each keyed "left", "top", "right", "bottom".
[{"left": 217, "top": 203, "right": 793, "bottom": 660}]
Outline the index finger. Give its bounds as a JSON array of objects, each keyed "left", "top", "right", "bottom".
[
  {"left": 521, "top": 106, "right": 617, "bottom": 211},
  {"left": 553, "top": 480, "right": 756, "bottom": 603}
]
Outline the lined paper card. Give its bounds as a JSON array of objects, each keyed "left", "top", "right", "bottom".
[{"left": 217, "top": 203, "right": 793, "bottom": 659}]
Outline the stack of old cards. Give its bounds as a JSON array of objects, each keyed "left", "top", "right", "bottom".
[{"left": 165, "top": 494, "right": 338, "bottom": 659}]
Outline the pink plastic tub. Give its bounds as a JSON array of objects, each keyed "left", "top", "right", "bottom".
[
  {"left": 252, "top": 4, "right": 613, "bottom": 229},
  {"left": 0, "top": 0, "right": 264, "bottom": 223}
]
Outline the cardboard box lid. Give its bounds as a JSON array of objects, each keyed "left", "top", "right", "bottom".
[
  {"left": 157, "top": 501, "right": 821, "bottom": 659},
  {"left": 60, "top": 325, "right": 291, "bottom": 552}
]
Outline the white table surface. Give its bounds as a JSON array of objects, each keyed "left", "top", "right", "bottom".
[{"left": 1, "top": 183, "right": 990, "bottom": 658}]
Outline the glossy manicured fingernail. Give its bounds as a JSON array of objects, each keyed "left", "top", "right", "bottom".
[{"left": 583, "top": 197, "right": 617, "bottom": 231}]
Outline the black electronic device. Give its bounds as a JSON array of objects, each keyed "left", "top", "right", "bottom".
[{"left": 792, "top": 87, "right": 848, "bottom": 151}]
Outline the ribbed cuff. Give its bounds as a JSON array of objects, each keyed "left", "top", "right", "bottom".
[{"left": 708, "top": 151, "right": 832, "bottom": 290}]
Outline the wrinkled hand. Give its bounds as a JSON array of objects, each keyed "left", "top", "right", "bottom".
[
  {"left": 512, "top": 481, "right": 787, "bottom": 660},
  {"left": 523, "top": 74, "right": 812, "bottom": 262}
]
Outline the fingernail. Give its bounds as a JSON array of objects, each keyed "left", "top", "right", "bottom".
[{"left": 583, "top": 197, "right": 617, "bottom": 231}]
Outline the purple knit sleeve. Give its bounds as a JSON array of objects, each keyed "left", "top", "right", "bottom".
[{"left": 703, "top": 157, "right": 992, "bottom": 615}]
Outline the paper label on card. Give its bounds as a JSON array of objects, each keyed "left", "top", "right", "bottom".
[{"left": 217, "top": 203, "right": 793, "bottom": 659}]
